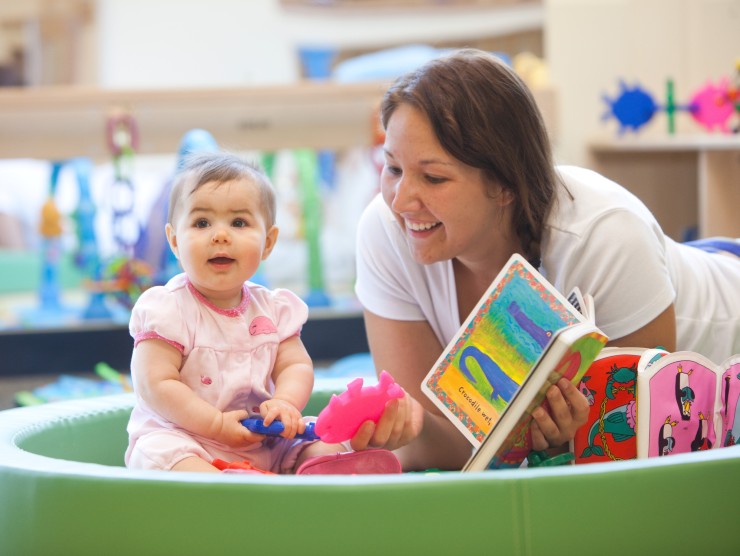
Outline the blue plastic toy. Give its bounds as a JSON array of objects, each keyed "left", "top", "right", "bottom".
[
  {"left": 602, "top": 73, "right": 740, "bottom": 134},
  {"left": 241, "top": 418, "right": 319, "bottom": 441}
]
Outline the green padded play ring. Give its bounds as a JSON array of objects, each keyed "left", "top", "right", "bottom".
[{"left": 1, "top": 391, "right": 738, "bottom": 555}]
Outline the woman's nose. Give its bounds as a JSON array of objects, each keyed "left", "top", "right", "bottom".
[{"left": 389, "top": 176, "right": 419, "bottom": 213}]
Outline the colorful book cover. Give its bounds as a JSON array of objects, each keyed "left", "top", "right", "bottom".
[
  {"left": 636, "top": 352, "right": 724, "bottom": 458},
  {"left": 572, "top": 347, "right": 666, "bottom": 464},
  {"left": 421, "top": 254, "right": 585, "bottom": 447},
  {"left": 483, "top": 329, "right": 608, "bottom": 469}
]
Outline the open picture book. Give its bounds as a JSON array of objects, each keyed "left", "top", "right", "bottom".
[
  {"left": 420, "top": 253, "right": 608, "bottom": 471},
  {"left": 572, "top": 346, "right": 664, "bottom": 464},
  {"left": 572, "top": 347, "right": 740, "bottom": 464},
  {"left": 636, "top": 350, "right": 740, "bottom": 457}
]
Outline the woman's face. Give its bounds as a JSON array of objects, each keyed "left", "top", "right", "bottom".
[{"left": 380, "top": 103, "right": 515, "bottom": 267}]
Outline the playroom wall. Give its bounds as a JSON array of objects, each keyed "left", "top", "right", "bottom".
[
  {"left": 91, "top": 0, "right": 738, "bottom": 166},
  {"left": 547, "top": 0, "right": 740, "bottom": 166},
  {"left": 1, "top": 0, "right": 737, "bottom": 166}
]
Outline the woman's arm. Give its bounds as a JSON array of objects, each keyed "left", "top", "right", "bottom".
[
  {"left": 607, "top": 303, "right": 677, "bottom": 351},
  {"left": 351, "top": 310, "right": 473, "bottom": 471},
  {"left": 131, "top": 339, "right": 257, "bottom": 446}
]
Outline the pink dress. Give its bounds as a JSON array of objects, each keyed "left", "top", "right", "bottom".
[{"left": 125, "top": 273, "right": 312, "bottom": 472}]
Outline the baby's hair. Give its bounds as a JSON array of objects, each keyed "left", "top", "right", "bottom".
[{"left": 168, "top": 151, "right": 276, "bottom": 228}]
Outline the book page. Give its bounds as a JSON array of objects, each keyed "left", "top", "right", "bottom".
[
  {"left": 463, "top": 324, "right": 608, "bottom": 471},
  {"left": 636, "top": 352, "right": 722, "bottom": 458},
  {"left": 566, "top": 287, "right": 595, "bottom": 323},
  {"left": 421, "top": 254, "right": 586, "bottom": 446},
  {"left": 572, "top": 347, "right": 646, "bottom": 464},
  {"left": 719, "top": 356, "right": 740, "bottom": 447}
]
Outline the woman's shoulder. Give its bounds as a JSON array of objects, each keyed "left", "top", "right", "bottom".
[
  {"left": 357, "top": 193, "right": 410, "bottom": 261},
  {"left": 358, "top": 193, "right": 397, "bottom": 232},
  {"left": 551, "top": 165, "right": 659, "bottom": 231}
]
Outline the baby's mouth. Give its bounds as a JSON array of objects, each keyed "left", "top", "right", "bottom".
[{"left": 209, "top": 256, "right": 234, "bottom": 264}]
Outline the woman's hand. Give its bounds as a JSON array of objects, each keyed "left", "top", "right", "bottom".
[
  {"left": 349, "top": 391, "right": 425, "bottom": 452},
  {"left": 260, "top": 398, "right": 305, "bottom": 439},
  {"left": 529, "top": 378, "right": 590, "bottom": 451}
]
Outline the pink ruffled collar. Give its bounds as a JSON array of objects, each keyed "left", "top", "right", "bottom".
[{"left": 186, "top": 279, "right": 250, "bottom": 317}]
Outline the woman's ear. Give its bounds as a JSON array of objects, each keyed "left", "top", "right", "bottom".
[
  {"left": 500, "top": 188, "right": 515, "bottom": 206},
  {"left": 261, "top": 225, "right": 279, "bottom": 261},
  {"left": 165, "top": 223, "right": 179, "bottom": 259}
]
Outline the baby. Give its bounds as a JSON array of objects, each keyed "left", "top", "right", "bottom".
[{"left": 125, "top": 151, "right": 396, "bottom": 474}]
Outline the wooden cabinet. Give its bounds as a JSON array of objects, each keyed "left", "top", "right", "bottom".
[{"left": 589, "top": 135, "right": 740, "bottom": 240}]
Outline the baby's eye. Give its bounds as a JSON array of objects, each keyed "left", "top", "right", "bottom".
[
  {"left": 232, "top": 218, "right": 248, "bottom": 228},
  {"left": 194, "top": 218, "right": 209, "bottom": 228}
]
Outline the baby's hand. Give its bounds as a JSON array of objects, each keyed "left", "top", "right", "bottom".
[
  {"left": 212, "top": 409, "right": 264, "bottom": 447},
  {"left": 259, "top": 398, "right": 304, "bottom": 439}
]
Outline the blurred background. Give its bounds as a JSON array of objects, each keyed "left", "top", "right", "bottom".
[{"left": 0, "top": 0, "right": 737, "bottom": 405}]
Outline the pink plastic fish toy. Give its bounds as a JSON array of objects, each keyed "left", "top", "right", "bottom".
[{"left": 314, "top": 371, "right": 405, "bottom": 443}]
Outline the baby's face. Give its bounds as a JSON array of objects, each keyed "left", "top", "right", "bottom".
[{"left": 166, "top": 177, "right": 277, "bottom": 309}]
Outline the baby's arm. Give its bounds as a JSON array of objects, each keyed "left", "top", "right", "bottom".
[
  {"left": 132, "top": 339, "right": 261, "bottom": 447},
  {"left": 259, "top": 335, "right": 314, "bottom": 438}
]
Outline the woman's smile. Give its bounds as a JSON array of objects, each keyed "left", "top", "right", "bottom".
[{"left": 404, "top": 218, "right": 441, "bottom": 234}]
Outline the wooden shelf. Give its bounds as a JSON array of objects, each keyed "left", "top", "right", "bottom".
[
  {"left": 0, "top": 80, "right": 390, "bottom": 160},
  {"left": 0, "top": 80, "right": 557, "bottom": 160},
  {"left": 589, "top": 134, "right": 740, "bottom": 239}
]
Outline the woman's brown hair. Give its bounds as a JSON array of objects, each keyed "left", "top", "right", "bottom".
[{"left": 380, "top": 48, "right": 561, "bottom": 267}]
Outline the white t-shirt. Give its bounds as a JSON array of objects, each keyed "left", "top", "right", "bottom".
[{"left": 355, "top": 166, "right": 740, "bottom": 363}]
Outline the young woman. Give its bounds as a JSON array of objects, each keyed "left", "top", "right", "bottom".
[{"left": 349, "top": 49, "right": 740, "bottom": 471}]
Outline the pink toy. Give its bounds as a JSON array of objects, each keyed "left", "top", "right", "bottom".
[
  {"left": 690, "top": 78, "right": 736, "bottom": 133},
  {"left": 314, "top": 371, "right": 405, "bottom": 443}
]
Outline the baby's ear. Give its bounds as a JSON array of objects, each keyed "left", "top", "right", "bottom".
[
  {"left": 262, "top": 225, "right": 279, "bottom": 260},
  {"left": 165, "top": 223, "right": 179, "bottom": 259}
]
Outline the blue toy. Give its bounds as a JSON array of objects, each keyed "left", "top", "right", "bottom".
[
  {"left": 72, "top": 157, "right": 114, "bottom": 320},
  {"left": 241, "top": 418, "right": 319, "bottom": 441},
  {"left": 106, "top": 112, "right": 140, "bottom": 254},
  {"left": 602, "top": 73, "right": 740, "bottom": 134},
  {"left": 602, "top": 81, "right": 661, "bottom": 133},
  {"left": 24, "top": 158, "right": 105, "bottom": 326}
]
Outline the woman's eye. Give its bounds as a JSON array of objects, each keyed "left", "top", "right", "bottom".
[
  {"left": 426, "top": 175, "right": 447, "bottom": 185},
  {"left": 384, "top": 164, "right": 401, "bottom": 176}
]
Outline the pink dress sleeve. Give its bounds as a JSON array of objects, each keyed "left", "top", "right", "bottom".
[
  {"left": 129, "top": 286, "right": 190, "bottom": 354},
  {"left": 268, "top": 288, "right": 309, "bottom": 342}
]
